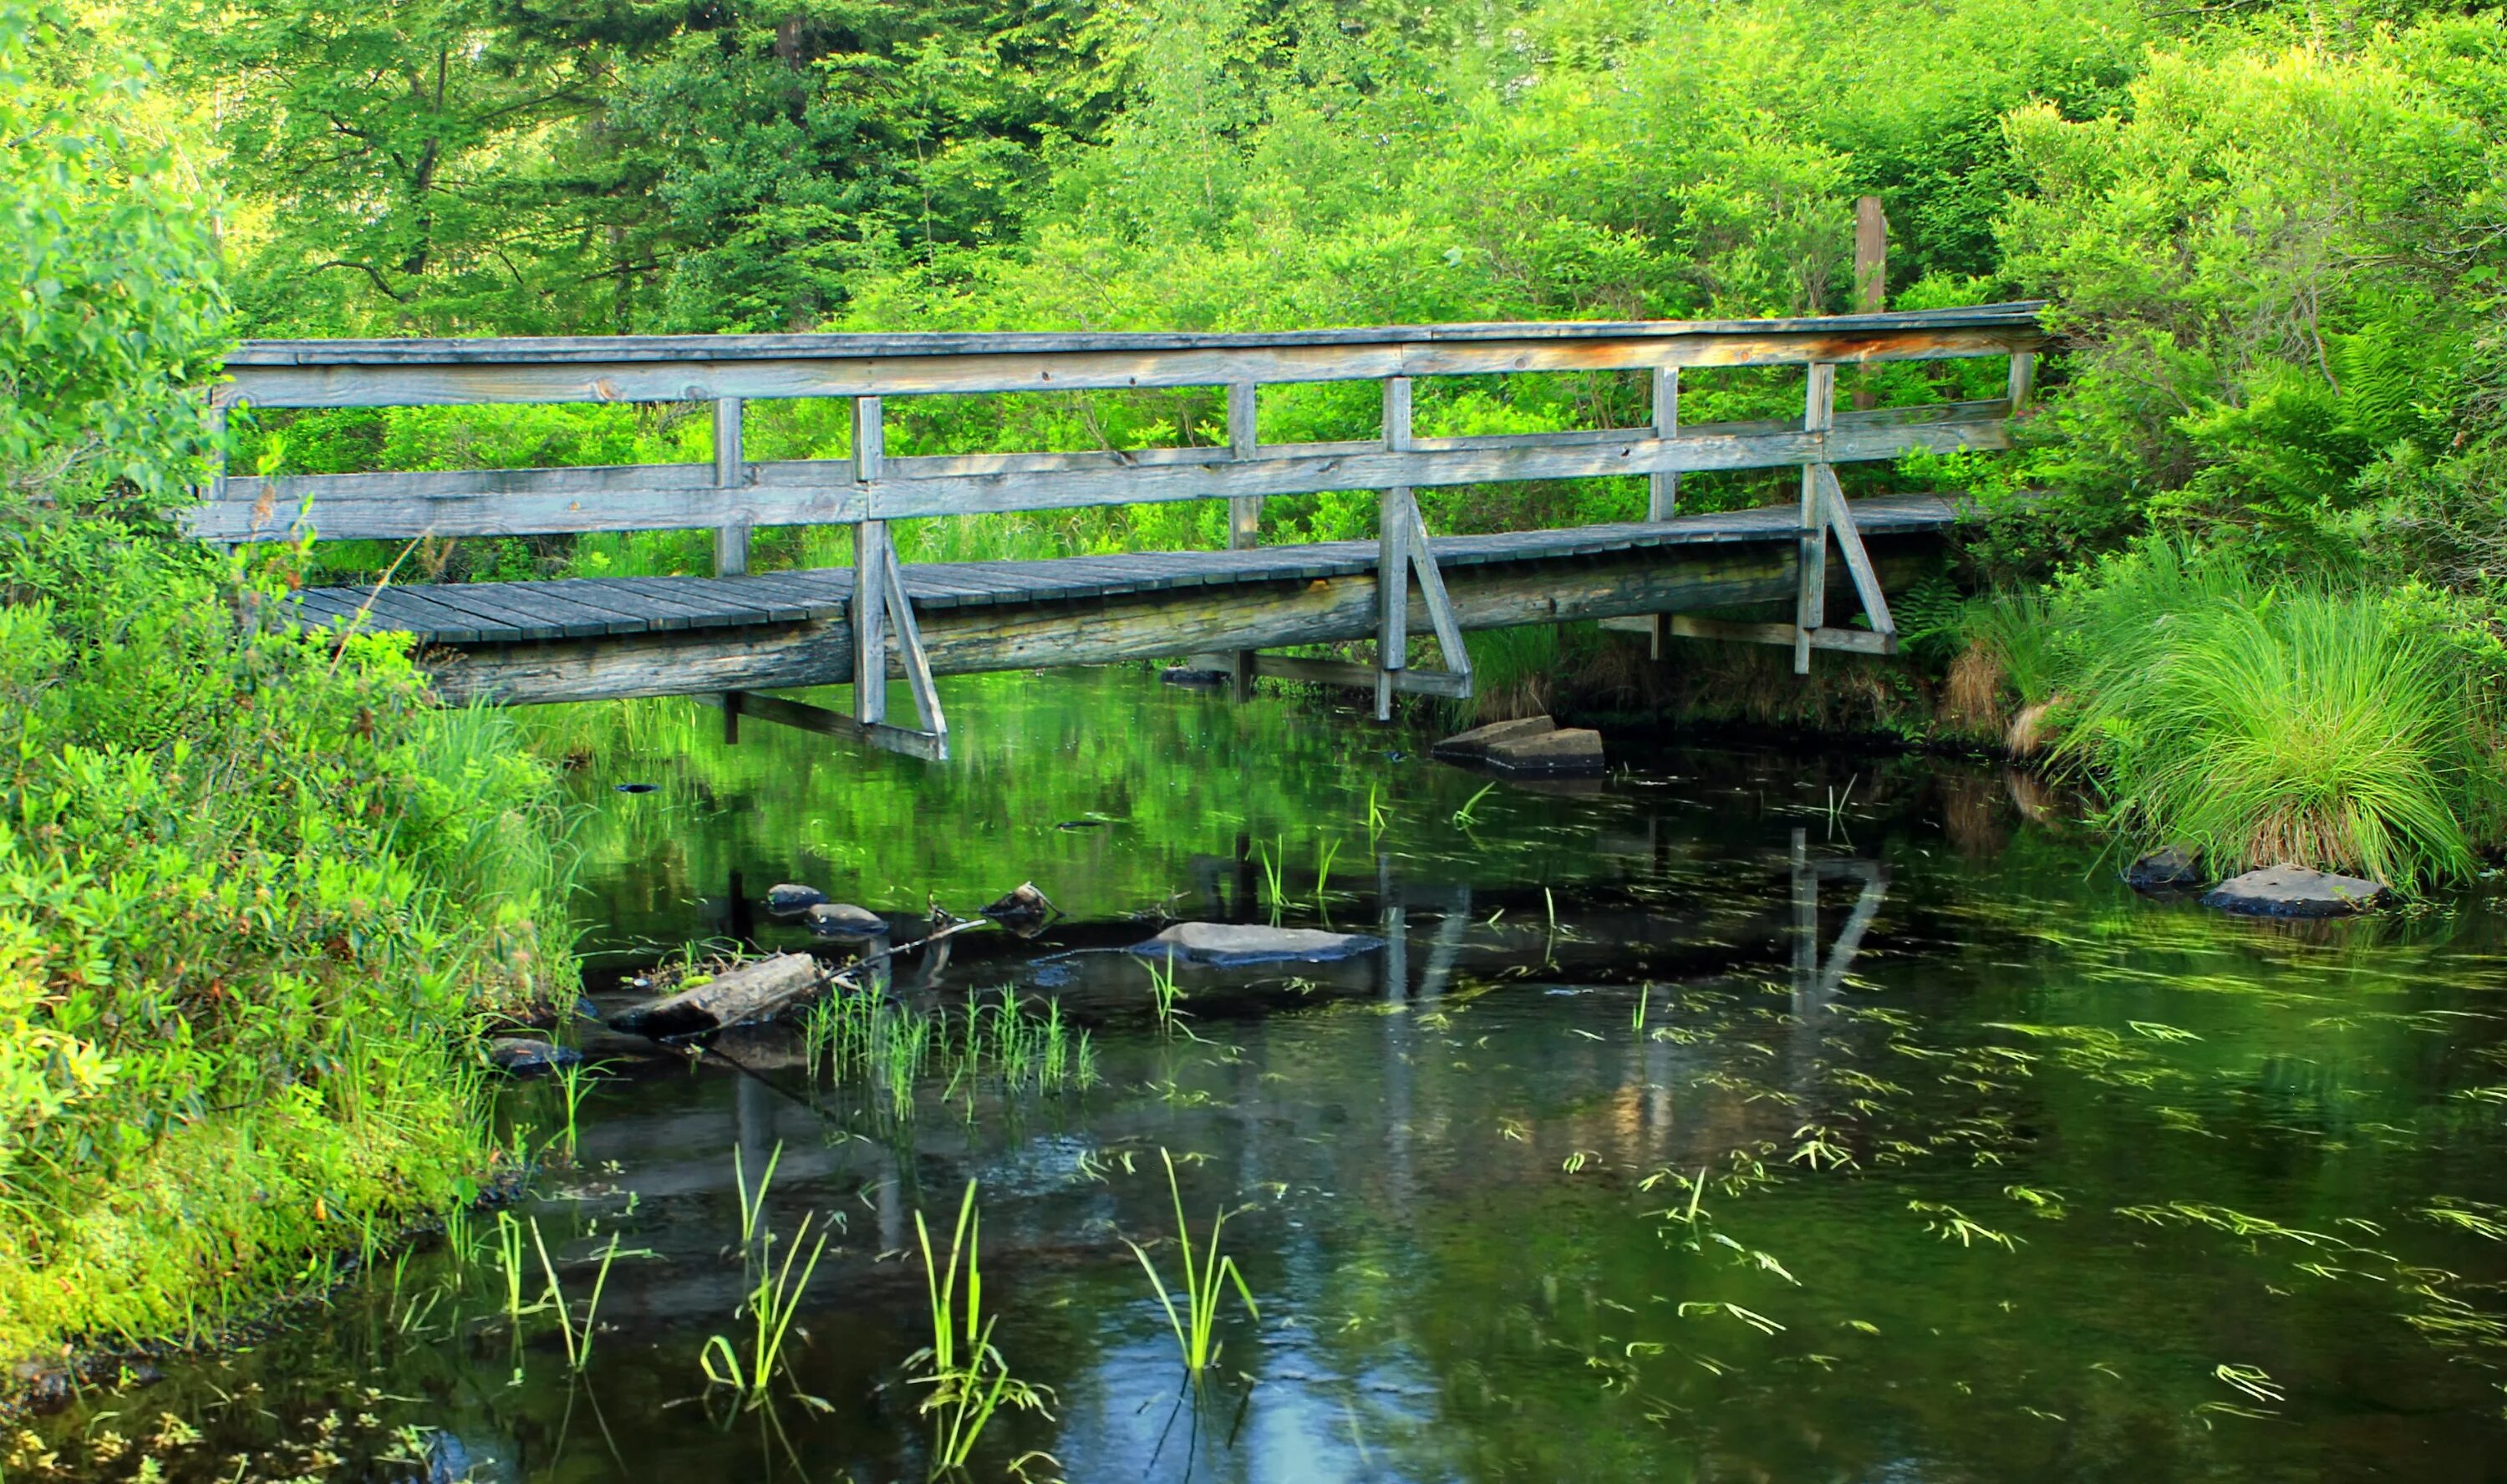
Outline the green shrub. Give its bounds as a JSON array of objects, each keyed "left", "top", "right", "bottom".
[
  {"left": 2017, "top": 542, "right": 2506, "bottom": 886},
  {"left": 0, "top": 518, "right": 577, "bottom": 1357}
]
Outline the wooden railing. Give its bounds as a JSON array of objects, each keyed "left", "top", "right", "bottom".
[{"left": 191, "top": 303, "right": 2046, "bottom": 744}]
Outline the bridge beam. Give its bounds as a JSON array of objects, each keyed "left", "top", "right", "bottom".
[{"left": 420, "top": 534, "right": 1940, "bottom": 707}]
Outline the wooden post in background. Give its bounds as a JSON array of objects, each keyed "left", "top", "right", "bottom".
[
  {"left": 1853, "top": 196, "right": 1887, "bottom": 412},
  {"left": 713, "top": 398, "right": 748, "bottom": 577},
  {"left": 1227, "top": 381, "right": 1260, "bottom": 701}
]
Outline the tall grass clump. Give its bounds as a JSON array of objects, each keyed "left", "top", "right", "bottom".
[{"left": 2015, "top": 541, "right": 2505, "bottom": 887}]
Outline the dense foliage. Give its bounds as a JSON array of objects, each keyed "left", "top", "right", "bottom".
[{"left": 0, "top": 2, "right": 571, "bottom": 1363}]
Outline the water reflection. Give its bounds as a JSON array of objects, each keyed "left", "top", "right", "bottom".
[{"left": 29, "top": 672, "right": 2507, "bottom": 1483}]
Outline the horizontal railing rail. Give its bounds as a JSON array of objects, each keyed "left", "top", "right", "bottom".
[{"left": 192, "top": 395, "right": 2016, "bottom": 543}]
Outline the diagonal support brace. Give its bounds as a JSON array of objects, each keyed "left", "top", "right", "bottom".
[{"left": 852, "top": 518, "right": 950, "bottom": 760}]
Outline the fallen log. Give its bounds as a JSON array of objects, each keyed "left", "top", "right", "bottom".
[{"left": 609, "top": 953, "right": 827, "bottom": 1039}]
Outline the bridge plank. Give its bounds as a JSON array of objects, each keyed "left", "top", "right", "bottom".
[{"left": 292, "top": 496, "right": 1967, "bottom": 648}]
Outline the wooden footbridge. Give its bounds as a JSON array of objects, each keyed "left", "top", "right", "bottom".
[{"left": 191, "top": 304, "right": 2045, "bottom": 760}]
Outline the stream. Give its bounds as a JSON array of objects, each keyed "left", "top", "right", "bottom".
[{"left": 24, "top": 668, "right": 2507, "bottom": 1482}]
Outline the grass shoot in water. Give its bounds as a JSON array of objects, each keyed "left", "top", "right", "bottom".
[
  {"left": 1142, "top": 951, "right": 1186, "bottom": 1038},
  {"left": 702, "top": 1142, "right": 831, "bottom": 1410},
  {"left": 531, "top": 1218, "right": 622, "bottom": 1373},
  {"left": 1123, "top": 1149, "right": 1260, "bottom": 1379},
  {"left": 909, "top": 1180, "right": 1055, "bottom": 1476}
]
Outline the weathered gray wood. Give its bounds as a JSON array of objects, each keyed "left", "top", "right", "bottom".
[
  {"left": 1647, "top": 365, "right": 1681, "bottom": 521},
  {"left": 1254, "top": 653, "right": 1472, "bottom": 699},
  {"left": 1406, "top": 497, "right": 1471, "bottom": 692},
  {"left": 225, "top": 303, "right": 2047, "bottom": 367},
  {"left": 2008, "top": 351, "right": 2037, "bottom": 414},
  {"left": 421, "top": 526, "right": 1945, "bottom": 704},
  {"left": 1226, "top": 379, "right": 1259, "bottom": 704},
  {"left": 853, "top": 398, "right": 888, "bottom": 729},
  {"left": 1670, "top": 615, "right": 1896, "bottom": 656},
  {"left": 1378, "top": 377, "right": 1414, "bottom": 719},
  {"left": 186, "top": 401, "right": 2011, "bottom": 543},
  {"left": 697, "top": 689, "right": 946, "bottom": 761},
  {"left": 1795, "top": 363, "right": 1836, "bottom": 676},
  {"left": 609, "top": 952, "right": 826, "bottom": 1037},
  {"left": 218, "top": 328, "right": 2048, "bottom": 409},
  {"left": 216, "top": 307, "right": 2047, "bottom": 408},
  {"left": 882, "top": 551, "right": 950, "bottom": 760},
  {"left": 855, "top": 523, "right": 889, "bottom": 726},
  {"left": 1815, "top": 464, "right": 1894, "bottom": 641},
  {"left": 713, "top": 398, "right": 748, "bottom": 577}
]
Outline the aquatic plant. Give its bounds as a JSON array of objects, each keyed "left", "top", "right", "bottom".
[
  {"left": 1142, "top": 951, "right": 1186, "bottom": 1038},
  {"left": 1254, "top": 836, "right": 1286, "bottom": 923},
  {"left": 550, "top": 1058, "right": 603, "bottom": 1162},
  {"left": 732, "top": 1141, "right": 784, "bottom": 1251},
  {"left": 701, "top": 1202, "right": 831, "bottom": 1408},
  {"left": 1452, "top": 783, "right": 1497, "bottom": 829},
  {"left": 1312, "top": 835, "right": 1342, "bottom": 914},
  {"left": 908, "top": 1181, "right": 1054, "bottom": 1476},
  {"left": 1122, "top": 1150, "right": 1260, "bottom": 1379},
  {"left": 493, "top": 1211, "right": 533, "bottom": 1322},
  {"left": 531, "top": 1220, "right": 622, "bottom": 1373}
]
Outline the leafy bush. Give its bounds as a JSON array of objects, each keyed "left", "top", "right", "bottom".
[
  {"left": 0, "top": 519, "right": 577, "bottom": 1356},
  {"left": 0, "top": 6, "right": 576, "bottom": 1363},
  {"left": 1972, "top": 542, "right": 2506, "bottom": 886}
]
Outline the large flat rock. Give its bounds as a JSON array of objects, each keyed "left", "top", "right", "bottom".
[
  {"left": 1483, "top": 726, "right": 1604, "bottom": 776},
  {"left": 2202, "top": 865, "right": 2391, "bottom": 918},
  {"left": 1133, "top": 922, "right": 1386, "bottom": 966},
  {"left": 1431, "top": 715, "right": 1555, "bottom": 759}
]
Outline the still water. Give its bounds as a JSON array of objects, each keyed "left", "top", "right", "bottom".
[{"left": 33, "top": 670, "right": 2507, "bottom": 1481}]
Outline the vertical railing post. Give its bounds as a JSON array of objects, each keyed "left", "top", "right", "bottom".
[
  {"left": 1647, "top": 363, "right": 1681, "bottom": 659},
  {"left": 1227, "top": 380, "right": 1260, "bottom": 702},
  {"left": 852, "top": 395, "right": 887, "bottom": 729},
  {"left": 1795, "top": 363, "right": 1836, "bottom": 676},
  {"left": 1376, "top": 376, "right": 1414, "bottom": 722},
  {"left": 2007, "top": 350, "right": 2037, "bottom": 414},
  {"left": 712, "top": 397, "right": 748, "bottom": 577}
]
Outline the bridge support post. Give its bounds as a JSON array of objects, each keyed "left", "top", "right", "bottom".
[
  {"left": 1227, "top": 380, "right": 1260, "bottom": 703},
  {"left": 1370, "top": 378, "right": 1472, "bottom": 720},
  {"left": 1794, "top": 363, "right": 1835, "bottom": 675},
  {"left": 1647, "top": 364, "right": 1681, "bottom": 659},
  {"left": 848, "top": 396, "right": 949, "bottom": 760},
  {"left": 712, "top": 398, "right": 749, "bottom": 577}
]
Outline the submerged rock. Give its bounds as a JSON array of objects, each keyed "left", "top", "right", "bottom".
[
  {"left": 485, "top": 1037, "right": 582, "bottom": 1075},
  {"left": 802, "top": 902, "right": 887, "bottom": 939},
  {"left": 1486, "top": 727, "right": 1604, "bottom": 776},
  {"left": 2124, "top": 846, "right": 2207, "bottom": 893},
  {"left": 981, "top": 882, "right": 1057, "bottom": 934},
  {"left": 1135, "top": 921, "right": 1385, "bottom": 966},
  {"left": 2202, "top": 865, "right": 2391, "bottom": 918},
  {"left": 1431, "top": 714, "right": 1556, "bottom": 760},
  {"left": 765, "top": 882, "right": 828, "bottom": 916}
]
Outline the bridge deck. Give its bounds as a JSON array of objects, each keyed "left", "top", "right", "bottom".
[{"left": 293, "top": 495, "right": 1960, "bottom": 647}]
